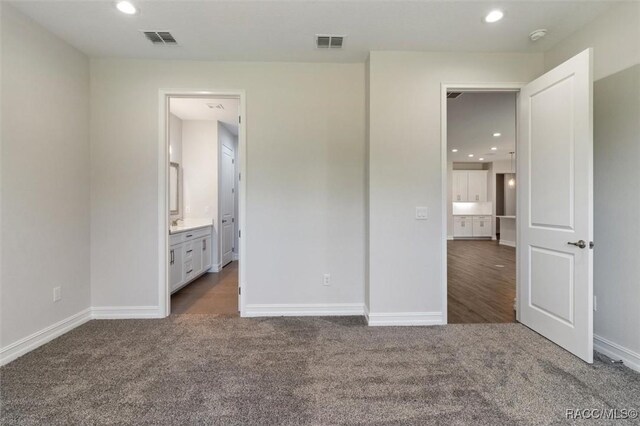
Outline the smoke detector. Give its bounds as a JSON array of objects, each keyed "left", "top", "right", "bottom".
[{"left": 529, "top": 29, "right": 547, "bottom": 42}]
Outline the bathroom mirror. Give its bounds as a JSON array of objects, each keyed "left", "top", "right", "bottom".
[{"left": 169, "top": 162, "right": 180, "bottom": 215}]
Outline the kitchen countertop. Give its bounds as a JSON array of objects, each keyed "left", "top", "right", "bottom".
[
  {"left": 496, "top": 215, "right": 516, "bottom": 219},
  {"left": 170, "top": 218, "right": 213, "bottom": 234}
]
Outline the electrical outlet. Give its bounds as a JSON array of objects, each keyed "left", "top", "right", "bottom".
[
  {"left": 323, "top": 274, "right": 331, "bottom": 286},
  {"left": 53, "top": 287, "right": 62, "bottom": 302},
  {"left": 593, "top": 295, "right": 597, "bottom": 311}
]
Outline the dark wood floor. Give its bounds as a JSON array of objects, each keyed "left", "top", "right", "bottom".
[
  {"left": 448, "top": 240, "right": 516, "bottom": 324},
  {"left": 171, "top": 261, "right": 239, "bottom": 315}
]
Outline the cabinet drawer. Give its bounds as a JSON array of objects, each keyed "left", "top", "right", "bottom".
[
  {"left": 170, "top": 226, "right": 213, "bottom": 245},
  {"left": 183, "top": 242, "right": 195, "bottom": 259},
  {"left": 184, "top": 260, "right": 195, "bottom": 281}
]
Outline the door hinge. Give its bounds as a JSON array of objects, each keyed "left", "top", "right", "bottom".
[
  {"left": 239, "top": 229, "right": 241, "bottom": 238},
  {"left": 232, "top": 159, "right": 235, "bottom": 164},
  {"left": 232, "top": 218, "right": 235, "bottom": 223},
  {"left": 238, "top": 287, "right": 241, "bottom": 295},
  {"left": 232, "top": 188, "right": 234, "bottom": 193},
  {"left": 238, "top": 172, "right": 241, "bottom": 181},
  {"left": 238, "top": 116, "right": 241, "bottom": 124}
]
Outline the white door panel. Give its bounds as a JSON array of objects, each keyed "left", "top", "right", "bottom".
[
  {"left": 220, "top": 144, "right": 235, "bottom": 267},
  {"left": 519, "top": 48, "right": 593, "bottom": 363}
]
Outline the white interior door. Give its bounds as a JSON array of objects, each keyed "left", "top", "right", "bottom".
[
  {"left": 220, "top": 144, "right": 235, "bottom": 267},
  {"left": 519, "top": 49, "right": 593, "bottom": 362}
]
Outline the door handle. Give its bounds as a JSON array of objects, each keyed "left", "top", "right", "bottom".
[
  {"left": 222, "top": 219, "right": 227, "bottom": 223},
  {"left": 567, "top": 240, "right": 587, "bottom": 249}
]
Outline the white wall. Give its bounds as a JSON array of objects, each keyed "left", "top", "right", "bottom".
[
  {"left": 90, "top": 59, "right": 366, "bottom": 310},
  {"left": 367, "top": 52, "right": 544, "bottom": 317},
  {"left": 1, "top": 5, "right": 90, "bottom": 349},
  {"left": 544, "top": 2, "right": 640, "bottom": 81},
  {"left": 543, "top": 2, "right": 640, "bottom": 368},
  {"left": 592, "top": 64, "right": 640, "bottom": 364},
  {"left": 182, "top": 120, "right": 218, "bottom": 221}
]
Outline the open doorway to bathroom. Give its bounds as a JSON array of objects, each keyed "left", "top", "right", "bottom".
[
  {"left": 167, "top": 96, "right": 241, "bottom": 315},
  {"left": 445, "top": 90, "right": 518, "bottom": 324}
]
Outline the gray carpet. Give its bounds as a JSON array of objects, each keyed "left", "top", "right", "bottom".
[{"left": 1, "top": 316, "right": 639, "bottom": 425}]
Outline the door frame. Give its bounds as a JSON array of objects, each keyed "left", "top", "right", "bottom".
[
  {"left": 440, "top": 82, "right": 525, "bottom": 324},
  {"left": 158, "top": 89, "right": 247, "bottom": 317}
]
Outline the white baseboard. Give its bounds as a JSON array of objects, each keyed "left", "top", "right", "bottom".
[
  {"left": 209, "top": 262, "right": 222, "bottom": 273},
  {"left": 232, "top": 253, "right": 239, "bottom": 261},
  {"left": 447, "top": 235, "right": 454, "bottom": 240},
  {"left": 0, "top": 308, "right": 92, "bottom": 366},
  {"left": 594, "top": 334, "right": 640, "bottom": 373},
  {"left": 91, "top": 306, "right": 163, "bottom": 319},
  {"left": 499, "top": 239, "right": 516, "bottom": 247},
  {"left": 243, "top": 303, "right": 364, "bottom": 317},
  {"left": 367, "top": 311, "right": 444, "bottom": 326}
]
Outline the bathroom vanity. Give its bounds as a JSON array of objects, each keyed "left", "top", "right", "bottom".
[{"left": 169, "top": 220, "right": 213, "bottom": 293}]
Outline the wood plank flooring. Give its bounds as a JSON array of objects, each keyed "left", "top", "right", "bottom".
[
  {"left": 447, "top": 240, "right": 516, "bottom": 324},
  {"left": 171, "top": 261, "right": 239, "bottom": 315}
]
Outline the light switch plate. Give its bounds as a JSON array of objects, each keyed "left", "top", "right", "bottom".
[{"left": 416, "top": 207, "right": 428, "bottom": 220}]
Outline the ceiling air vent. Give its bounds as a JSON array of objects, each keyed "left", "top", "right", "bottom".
[
  {"left": 447, "top": 92, "right": 463, "bottom": 99},
  {"left": 316, "top": 34, "right": 346, "bottom": 49},
  {"left": 143, "top": 31, "right": 177, "bottom": 45}
]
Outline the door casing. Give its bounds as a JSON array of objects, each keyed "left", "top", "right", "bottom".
[
  {"left": 440, "top": 83, "right": 526, "bottom": 325},
  {"left": 158, "top": 90, "right": 247, "bottom": 317}
]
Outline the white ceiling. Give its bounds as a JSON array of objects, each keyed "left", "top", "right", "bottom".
[
  {"left": 447, "top": 92, "right": 516, "bottom": 163},
  {"left": 170, "top": 97, "right": 239, "bottom": 134},
  {"left": 9, "top": 1, "right": 616, "bottom": 62}
]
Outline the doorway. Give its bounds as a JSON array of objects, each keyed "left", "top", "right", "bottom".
[
  {"left": 160, "top": 92, "right": 246, "bottom": 316},
  {"left": 445, "top": 90, "right": 519, "bottom": 324}
]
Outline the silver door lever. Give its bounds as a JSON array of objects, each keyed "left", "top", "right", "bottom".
[{"left": 567, "top": 240, "right": 587, "bottom": 249}]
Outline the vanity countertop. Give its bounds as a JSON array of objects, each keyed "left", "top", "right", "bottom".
[{"left": 170, "top": 218, "right": 213, "bottom": 234}]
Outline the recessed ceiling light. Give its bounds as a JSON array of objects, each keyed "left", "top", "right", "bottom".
[
  {"left": 479, "top": 158, "right": 484, "bottom": 161},
  {"left": 484, "top": 10, "right": 504, "bottom": 23},
  {"left": 116, "top": 1, "right": 137, "bottom": 15},
  {"left": 493, "top": 132, "right": 501, "bottom": 137},
  {"left": 468, "top": 154, "right": 474, "bottom": 158},
  {"left": 491, "top": 146, "right": 498, "bottom": 150},
  {"left": 451, "top": 149, "right": 458, "bottom": 152}
]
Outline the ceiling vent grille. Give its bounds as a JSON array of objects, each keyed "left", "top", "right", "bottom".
[
  {"left": 447, "top": 92, "right": 463, "bottom": 99},
  {"left": 316, "top": 34, "right": 345, "bottom": 49},
  {"left": 143, "top": 31, "right": 177, "bottom": 45}
]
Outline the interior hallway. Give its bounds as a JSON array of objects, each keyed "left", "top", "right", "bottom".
[
  {"left": 448, "top": 240, "right": 516, "bottom": 324},
  {"left": 171, "top": 262, "right": 239, "bottom": 315}
]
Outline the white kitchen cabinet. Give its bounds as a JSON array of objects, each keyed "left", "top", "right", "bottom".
[
  {"left": 467, "top": 171, "right": 488, "bottom": 202},
  {"left": 453, "top": 171, "right": 469, "bottom": 201},
  {"left": 169, "top": 226, "right": 213, "bottom": 293},
  {"left": 452, "top": 170, "right": 488, "bottom": 202},
  {"left": 472, "top": 216, "right": 492, "bottom": 237},
  {"left": 453, "top": 216, "right": 473, "bottom": 237}
]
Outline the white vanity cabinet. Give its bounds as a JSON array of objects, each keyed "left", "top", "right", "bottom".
[
  {"left": 472, "top": 216, "right": 492, "bottom": 237},
  {"left": 169, "top": 226, "right": 213, "bottom": 293},
  {"left": 453, "top": 215, "right": 492, "bottom": 238}
]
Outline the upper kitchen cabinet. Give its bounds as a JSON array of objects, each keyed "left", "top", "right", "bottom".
[{"left": 453, "top": 170, "right": 488, "bottom": 202}]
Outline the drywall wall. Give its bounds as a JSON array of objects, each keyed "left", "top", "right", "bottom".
[
  {"left": 90, "top": 59, "right": 365, "bottom": 310},
  {"left": 592, "top": 64, "right": 640, "bottom": 363},
  {"left": 182, "top": 120, "right": 218, "bottom": 221},
  {"left": 1, "top": 5, "right": 90, "bottom": 349},
  {"left": 544, "top": 1, "right": 640, "bottom": 81},
  {"left": 544, "top": 0, "right": 640, "bottom": 368},
  {"left": 367, "top": 51, "right": 544, "bottom": 318}
]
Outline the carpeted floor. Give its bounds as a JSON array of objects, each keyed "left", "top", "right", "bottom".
[{"left": 1, "top": 316, "right": 639, "bottom": 425}]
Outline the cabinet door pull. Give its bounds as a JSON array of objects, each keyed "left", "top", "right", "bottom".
[
  {"left": 186, "top": 234, "right": 193, "bottom": 238},
  {"left": 170, "top": 249, "right": 174, "bottom": 265},
  {"left": 203, "top": 240, "right": 206, "bottom": 250},
  {"left": 186, "top": 249, "right": 192, "bottom": 254},
  {"left": 187, "top": 269, "right": 193, "bottom": 274}
]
